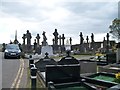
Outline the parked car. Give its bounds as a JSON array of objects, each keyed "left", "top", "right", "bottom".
[{"left": 4, "top": 44, "right": 21, "bottom": 59}]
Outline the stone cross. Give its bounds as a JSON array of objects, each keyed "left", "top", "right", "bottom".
[
  {"left": 79, "top": 32, "right": 84, "bottom": 45},
  {"left": 91, "top": 33, "right": 95, "bottom": 51},
  {"left": 53, "top": 29, "right": 59, "bottom": 45},
  {"left": 34, "top": 39, "right": 37, "bottom": 50},
  {"left": 91, "top": 33, "right": 94, "bottom": 43},
  {"left": 59, "top": 35, "right": 62, "bottom": 46},
  {"left": 86, "top": 36, "right": 89, "bottom": 44},
  {"left": 106, "top": 33, "right": 109, "bottom": 53},
  {"left": 36, "top": 34, "right": 40, "bottom": 46},
  {"left": 69, "top": 37, "right": 72, "bottom": 45},
  {"left": 22, "top": 34, "right": 26, "bottom": 45},
  {"left": 62, "top": 34, "right": 65, "bottom": 46}
]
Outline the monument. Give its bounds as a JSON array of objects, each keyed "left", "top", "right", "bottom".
[
  {"left": 36, "top": 34, "right": 41, "bottom": 54},
  {"left": 21, "top": 30, "right": 32, "bottom": 53},
  {"left": 26, "top": 30, "right": 32, "bottom": 53},
  {"left": 79, "top": 32, "right": 84, "bottom": 53},
  {"left": 61, "top": 34, "right": 65, "bottom": 52},
  {"left": 53, "top": 29, "right": 59, "bottom": 52},
  {"left": 41, "top": 31, "right": 53, "bottom": 57}
]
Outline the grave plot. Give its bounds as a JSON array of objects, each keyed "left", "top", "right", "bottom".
[
  {"left": 98, "top": 63, "right": 120, "bottom": 73},
  {"left": 58, "top": 51, "right": 79, "bottom": 65},
  {"left": 81, "top": 72, "right": 118, "bottom": 89},
  {"left": 46, "top": 64, "right": 97, "bottom": 90},
  {"left": 35, "top": 52, "right": 57, "bottom": 84}
]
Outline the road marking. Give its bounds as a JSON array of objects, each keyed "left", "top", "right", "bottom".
[
  {"left": 16, "top": 59, "right": 24, "bottom": 88},
  {"left": 10, "top": 58, "right": 24, "bottom": 89}
]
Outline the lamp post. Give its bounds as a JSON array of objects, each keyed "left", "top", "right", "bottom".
[{"left": 109, "top": 18, "right": 120, "bottom": 63}]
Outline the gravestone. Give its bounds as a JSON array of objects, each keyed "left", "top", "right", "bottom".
[
  {"left": 53, "top": 29, "right": 59, "bottom": 52},
  {"left": 33, "top": 39, "right": 37, "bottom": 53},
  {"left": 79, "top": 32, "right": 85, "bottom": 53},
  {"left": 36, "top": 34, "right": 40, "bottom": 47},
  {"left": 58, "top": 51, "right": 79, "bottom": 65},
  {"left": 59, "top": 35, "right": 62, "bottom": 53},
  {"left": 41, "top": 45, "right": 53, "bottom": 57},
  {"left": 41, "top": 32, "right": 53, "bottom": 57},
  {"left": 86, "top": 36, "right": 89, "bottom": 52},
  {"left": 42, "top": 31, "right": 47, "bottom": 46},
  {"left": 53, "top": 29, "right": 59, "bottom": 45},
  {"left": 69, "top": 37, "right": 72, "bottom": 45},
  {"left": 46, "top": 64, "right": 80, "bottom": 86},
  {"left": 65, "top": 39, "right": 71, "bottom": 51},
  {"left": 106, "top": 33, "right": 110, "bottom": 53},
  {"left": 79, "top": 61, "right": 97, "bottom": 74},
  {"left": 35, "top": 53, "right": 57, "bottom": 72},
  {"left": 22, "top": 34, "right": 26, "bottom": 45},
  {"left": 36, "top": 34, "right": 41, "bottom": 54},
  {"left": 61, "top": 34, "right": 65, "bottom": 52},
  {"left": 91, "top": 33, "right": 95, "bottom": 54},
  {"left": 26, "top": 30, "right": 32, "bottom": 53}
]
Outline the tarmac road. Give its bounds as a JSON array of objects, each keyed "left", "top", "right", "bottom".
[{"left": 2, "top": 52, "right": 20, "bottom": 88}]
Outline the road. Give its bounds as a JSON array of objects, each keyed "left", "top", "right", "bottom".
[{"left": 1, "top": 52, "right": 28, "bottom": 89}]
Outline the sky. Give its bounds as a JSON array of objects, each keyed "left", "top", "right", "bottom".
[{"left": 0, "top": 0, "right": 119, "bottom": 45}]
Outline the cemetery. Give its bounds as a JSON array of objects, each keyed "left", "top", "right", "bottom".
[{"left": 2, "top": 14, "right": 120, "bottom": 90}]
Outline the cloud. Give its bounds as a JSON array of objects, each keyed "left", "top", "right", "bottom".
[{"left": 0, "top": 0, "right": 118, "bottom": 45}]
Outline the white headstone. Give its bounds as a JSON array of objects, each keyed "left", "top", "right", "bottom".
[
  {"left": 41, "top": 45, "right": 53, "bottom": 57},
  {"left": 65, "top": 39, "right": 71, "bottom": 51}
]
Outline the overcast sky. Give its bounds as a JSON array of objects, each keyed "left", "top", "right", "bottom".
[{"left": 0, "top": 0, "right": 119, "bottom": 45}]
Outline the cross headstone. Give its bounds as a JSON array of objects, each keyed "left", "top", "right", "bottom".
[
  {"left": 44, "top": 52, "right": 49, "bottom": 59},
  {"left": 34, "top": 39, "right": 37, "bottom": 50},
  {"left": 62, "top": 34, "right": 65, "bottom": 46},
  {"left": 91, "top": 33, "right": 94, "bottom": 43},
  {"left": 106, "top": 33, "right": 109, "bottom": 53},
  {"left": 59, "top": 35, "right": 62, "bottom": 46},
  {"left": 36, "top": 34, "right": 40, "bottom": 46},
  {"left": 86, "top": 36, "right": 89, "bottom": 52},
  {"left": 22, "top": 34, "right": 26, "bottom": 45},
  {"left": 79, "top": 32, "right": 84, "bottom": 45},
  {"left": 69, "top": 37, "right": 72, "bottom": 45},
  {"left": 79, "top": 32, "right": 85, "bottom": 53},
  {"left": 103, "top": 37, "right": 106, "bottom": 51},
  {"left": 86, "top": 36, "right": 89, "bottom": 44}
]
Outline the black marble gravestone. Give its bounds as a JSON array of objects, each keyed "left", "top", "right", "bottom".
[
  {"left": 35, "top": 52, "right": 57, "bottom": 72},
  {"left": 58, "top": 51, "right": 79, "bottom": 65}
]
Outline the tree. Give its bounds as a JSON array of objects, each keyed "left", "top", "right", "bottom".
[{"left": 109, "top": 18, "right": 120, "bottom": 42}]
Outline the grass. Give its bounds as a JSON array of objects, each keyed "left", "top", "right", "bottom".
[{"left": 27, "top": 67, "right": 47, "bottom": 89}]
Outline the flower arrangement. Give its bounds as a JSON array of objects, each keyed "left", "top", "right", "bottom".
[{"left": 114, "top": 72, "right": 120, "bottom": 83}]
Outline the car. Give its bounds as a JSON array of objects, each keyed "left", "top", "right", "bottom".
[{"left": 4, "top": 44, "right": 21, "bottom": 59}]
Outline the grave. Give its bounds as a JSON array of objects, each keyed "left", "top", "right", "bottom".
[
  {"left": 35, "top": 53, "right": 57, "bottom": 72},
  {"left": 58, "top": 51, "right": 79, "bottom": 65},
  {"left": 79, "top": 61, "right": 97, "bottom": 74},
  {"left": 98, "top": 63, "right": 120, "bottom": 73},
  {"left": 41, "top": 31, "right": 53, "bottom": 57},
  {"left": 82, "top": 72, "right": 118, "bottom": 89}
]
